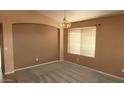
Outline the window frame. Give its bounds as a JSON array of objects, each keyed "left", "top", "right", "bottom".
[{"left": 67, "top": 26, "right": 97, "bottom": 58}]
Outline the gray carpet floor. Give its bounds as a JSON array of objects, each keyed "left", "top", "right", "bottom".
[
  {"left": 0, "top": 69, "right": 3, "bottom": 83},
  {"left": 15, "top": 61, "right": 124, "bottom": 83}
]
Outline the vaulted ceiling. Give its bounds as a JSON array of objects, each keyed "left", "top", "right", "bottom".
[{"left": 38, "top": 10, "right": 124, "bottom": 22}]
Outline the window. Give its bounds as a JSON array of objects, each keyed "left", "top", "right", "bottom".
[{"left": 68, "top": 26, "right": 96, "bottom": 57}]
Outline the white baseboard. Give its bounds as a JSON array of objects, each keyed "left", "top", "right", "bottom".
[
  {"left": 5, "top": 71, "right": 15, "bottom": 75},
  {"left": 5, "top": 60, "right": 59, "bottom": 75},
  {"left": 15, "top": 60, "right": 59, "bottom": 72},
  {"left": 65, "top": 60, "right": 124, "bottom": 80},
  {"left": 59, "top": 60, "right": 64, "bottom": 62}
]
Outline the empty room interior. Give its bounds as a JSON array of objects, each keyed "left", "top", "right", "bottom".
[{"left": 0, "top": 10, "right": 124, "bottom": 83}]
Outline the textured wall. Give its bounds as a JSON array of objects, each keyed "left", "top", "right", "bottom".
[
  {"left": 0, "top": 11, "right": 60, "bottom": 74},
  {"left": 13, "top": 23, "right": 59, "bottom": 69},
  {"left": 64, "top": 14, "right": 124, "bottom": 78}
]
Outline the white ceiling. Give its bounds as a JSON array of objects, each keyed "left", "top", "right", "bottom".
[{"left": 38, "top": 10, "right": 124, "bottom": 22}]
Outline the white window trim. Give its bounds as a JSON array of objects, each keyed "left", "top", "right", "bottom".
[{"left": 67, "top": 26, "right": 96, "bottom": 58}]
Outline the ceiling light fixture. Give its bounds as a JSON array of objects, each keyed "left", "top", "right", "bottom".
[{"left": 61, "top": 10, "right": 71, "bottom": 29}]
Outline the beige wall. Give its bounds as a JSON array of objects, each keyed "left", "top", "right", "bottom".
[
  {"left": 13, "top": 23, "right": 59, "bottom": 69},
  {"left": 0, "top": 24, "right": 5, "bottom": 73},
  {"left": 64, "top": 14, "right": 124, "bottom": 78},
  {"left": 0, "top": 25, "right": 2, "bottom": 63},
  {"left": 0, "top": 10, "right": 61, "bottom": 74},
  {"left": 0, "top": 25, "right": 2, "bottom": 45}
]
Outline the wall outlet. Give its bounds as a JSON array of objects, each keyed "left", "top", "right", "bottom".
[
  {"left": 121, "top": 69, "right": 124, "bottom": 73},
  {"left": 35, "top": 58, "right": 39, "bottom": 62}
]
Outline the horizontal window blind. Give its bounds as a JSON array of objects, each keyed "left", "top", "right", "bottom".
[
  {"left": 68, "top": 26, "right": 96, "bottom": 57},
  {"left": 68, "top": 29, "right": 81, "bottom": 54}
]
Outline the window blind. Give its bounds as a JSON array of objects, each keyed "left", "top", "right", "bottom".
[{"left": 68, "top": 26, "right": 96, "bottom": 57}]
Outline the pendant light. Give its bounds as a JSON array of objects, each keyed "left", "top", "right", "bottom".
[{"left": 61, "top": 10, "right": 71, "bottom": 29}]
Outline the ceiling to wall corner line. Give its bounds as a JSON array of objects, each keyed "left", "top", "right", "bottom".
[{"left": 37, "top": 10, "right": 124, "bottom": 22}]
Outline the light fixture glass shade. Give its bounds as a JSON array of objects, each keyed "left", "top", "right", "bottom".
[{"left": 61, "top": 18, "right": 71, "bottom": 29}]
